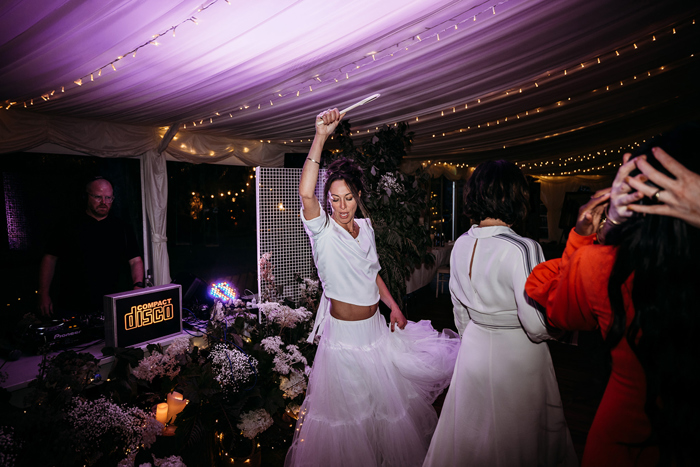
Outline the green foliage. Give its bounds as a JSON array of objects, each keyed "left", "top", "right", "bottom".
[{"left": 326, "top": 121, "right": 435, "bottom": 307}]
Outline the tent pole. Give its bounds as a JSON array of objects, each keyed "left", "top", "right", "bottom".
[{"left": 139, "top": 155, "right": 152, "bottom": 286}]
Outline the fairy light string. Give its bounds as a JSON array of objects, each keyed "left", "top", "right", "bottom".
[
  {"left": 3, "top": 0, "right": 228, "bottom": 109},
  {"left": 0, "top": 3, "right": 694, "bottom": 178},
  {"left": 185, "top": 12, "right": 694, "bottom": 132},
  {"left": 3, "top": 0, "right": 516, "bottom": 114},
  {"left": 419, "top": 138, "right": 655, "bottom": 177}
]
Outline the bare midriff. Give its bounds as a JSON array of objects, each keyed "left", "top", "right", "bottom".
[{"left": 329, "top": 298, "right": 378, "bottom": 321}]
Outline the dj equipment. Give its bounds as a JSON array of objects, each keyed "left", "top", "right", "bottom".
[
  {"left": 25, "top": 313, "right": 105, "bottom": 352},
  {"left": 172, "top": 272, "right": 209, "bottom": 307}
]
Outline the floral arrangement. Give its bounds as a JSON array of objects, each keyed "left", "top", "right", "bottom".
[
  {"left": 67, "top": 396, "right": 162, "bottom": 466},
  {"left": 296, "top": 275, "right": 321, "bottom": 312},
  {"left": 0, "top": 265, "right": 322, "bottom": 467},
  {"left": 259, "top": 252, "right": 277, "bottom": 302}
]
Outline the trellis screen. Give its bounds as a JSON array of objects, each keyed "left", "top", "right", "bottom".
[{"left": 256, "top": 167, "right": 327, "bottom": 304}]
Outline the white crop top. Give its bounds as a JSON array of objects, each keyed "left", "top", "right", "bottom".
[{"left": 301, "top": 203, "right": 381, "bottom": 306}]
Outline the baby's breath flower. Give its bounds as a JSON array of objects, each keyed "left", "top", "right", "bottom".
[
  {"left": 165, "top": 336, "right": 192, "bottom": 357},
  {"left": 209, "top": 344, "right": 258, "bottom": 392},
  {"left": 67, "top": 397, "right": 160, "bottom": 464}
]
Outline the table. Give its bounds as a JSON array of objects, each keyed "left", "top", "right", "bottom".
[
  {"left": 405, "top": 243, "right": 454, "bottom": 294},
  {"left": 1, "top": 331, "right": 204, "bottom": 407}
]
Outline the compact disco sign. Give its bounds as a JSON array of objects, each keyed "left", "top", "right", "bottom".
[{"left": 104, "top": 284, "right": 182, "bottom": 348}]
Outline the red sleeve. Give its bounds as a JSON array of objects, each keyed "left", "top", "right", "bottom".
[{"left": 525, "top": 228, "right": 600, "bottom": 331}]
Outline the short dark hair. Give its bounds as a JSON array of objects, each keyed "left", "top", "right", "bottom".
[{"left": 463, "top": 160, "right": 529, "bottom": 225}]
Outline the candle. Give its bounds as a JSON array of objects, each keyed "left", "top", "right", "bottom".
[
  {"left": 166, "top": 391, "right": 188, "bottom": 423},
  {"left": 155, "top": 403, "right": 168, "bottom": 425}
]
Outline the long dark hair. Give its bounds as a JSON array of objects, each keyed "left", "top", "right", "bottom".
[
  {"left": 322, "top": 158, "right": 371, "bottom": 224},
  {"left": 605, "top": 122, "right": 700, "bottom": 465},
  {"left": 463, "top": 159, "right": 530, "bottom": 224}
]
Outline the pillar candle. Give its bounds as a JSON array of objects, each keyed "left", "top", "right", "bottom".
[
  {"left": 155, "top": 402, "right": 169, "bottom": 425},
  {"left": 166, "top": 391, "right": 188, "bottom": 423}
]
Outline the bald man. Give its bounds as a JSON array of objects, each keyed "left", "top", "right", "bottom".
[{"left": 38, "top": 177, "right": 144, "bottom": 318}]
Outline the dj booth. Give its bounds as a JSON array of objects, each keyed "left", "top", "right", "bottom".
[{"left": 1, "top": 284, "right": 203, "bottom": 406}]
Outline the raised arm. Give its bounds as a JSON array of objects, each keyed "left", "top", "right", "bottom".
[{"left": 299, "top": 108, "right": 342, "bottom": 220}]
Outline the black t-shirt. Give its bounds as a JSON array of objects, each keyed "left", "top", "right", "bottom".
[{"left": 45, "top": 213, "right": 140, "bottom": 314}]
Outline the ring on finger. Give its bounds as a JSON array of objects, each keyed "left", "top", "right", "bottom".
[{"left": 653, "top": 189, "right": 662, "bottom": 202}]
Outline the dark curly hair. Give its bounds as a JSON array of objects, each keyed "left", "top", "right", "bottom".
[
  {"left": 605, "top": 122, "right": 700, "bottom": 464},
  {"left": 463, "top": 159, "right": 529, "bottom": 225},
  {"left": 322, "top": 158, "right": 371, "bottom": 223}
]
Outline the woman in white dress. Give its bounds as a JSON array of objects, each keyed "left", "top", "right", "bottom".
[
  {"left": 285, "top": 108, "right": 460, "bottom": 467},
  {"left": 423, "top": 160, "right": 578, "bottom": 467}
]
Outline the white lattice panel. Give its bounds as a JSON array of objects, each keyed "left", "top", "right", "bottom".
[{"left": 256, "top": 167, "right": 327, "bottom": 303}]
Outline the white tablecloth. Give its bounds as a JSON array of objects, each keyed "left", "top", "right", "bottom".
[{"left": 405, "top": 243, "right": 454, "bottom": 294}]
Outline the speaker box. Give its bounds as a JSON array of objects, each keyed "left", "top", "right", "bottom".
[{"left": 171, "top": 272, "right": 208, "bottom": 306}]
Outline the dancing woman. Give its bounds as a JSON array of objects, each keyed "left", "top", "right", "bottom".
[
  {"left": 526, "top": 124, "right": 700, "bottom": 466},
  {"left": 284, "top": 108, "right": 459, "bottom": 467},
  {"left": 423, "top": 160, "right": 577, "bottom": 467}
]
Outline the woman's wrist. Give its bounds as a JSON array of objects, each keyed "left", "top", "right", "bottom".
[{"left": 604, "top": 205, "right": 623, "bottom": 226}]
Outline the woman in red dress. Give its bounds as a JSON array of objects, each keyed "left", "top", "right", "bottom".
[{"left": 526, "top": 123, "right": 700, "bottom": 467}]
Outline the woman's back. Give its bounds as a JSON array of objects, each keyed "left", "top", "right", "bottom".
[
  {"left": 424, "top": 224, "right": 577, "bottom": 467},
  {"left": 450, "top": 225, "right": 549, "bottom": 342}
]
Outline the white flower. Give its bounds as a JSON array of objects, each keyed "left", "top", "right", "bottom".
[
  {"left": 237, "top": 409, "right": 273, "bottom": 439},
  {"left": 67, "top": 397, "right": 161, "bottom": 463},
  {"left": 378, "top": 172, "right": 404, "bottom": 196},
  {"left": 151, "top": 454, "right": 187, "bottom": 467},
  {"left": 299, "top": 278, "right": 321, "bottom": 309},
  {"left": 209, "top": 344, "right": 258, "bottom": 392},
  {"left": 260, "top": 338, "right": 307, "bottom": 375},
  {"left": 165, "top": 336, "right": 192, "bottom": 357},
  {"left": 299, "top": 278, "right": 319, "bottom": 297},
  {"left": 0, "top": 426, "right": 19, "bottom": 467},
  {"left": 279, "top": 370, "right": 307, "bottom": 399},
  {"left": 132, "top": 352, "right": 180, "bottom": 382},
  {"left": 260, "top": 336, "right": 283, "bottom": 353},
  {"left": 118, "top": 452, "right": 138, "bottom": 467},
  {"left": 210, "top": 300, "right": 226, "bottom": 323},
  {"left": 258, "top": 302, "right": 312, "bottom": 329}
]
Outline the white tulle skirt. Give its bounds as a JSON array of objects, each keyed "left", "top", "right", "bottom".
[{"left": 284, "top": 311, "right": 460, "bottom": 467}]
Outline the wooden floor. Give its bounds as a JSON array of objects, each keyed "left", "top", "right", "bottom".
[{"left": 263, "top": 284, "right": 608, "bottom": 466}]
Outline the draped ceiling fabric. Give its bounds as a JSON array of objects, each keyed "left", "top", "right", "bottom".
[{"left": 1, "top": 0, "right": 699, "bottom": 269}]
